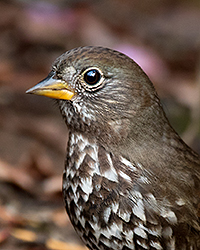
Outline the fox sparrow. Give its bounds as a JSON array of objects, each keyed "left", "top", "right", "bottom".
[{"left": 26, "top": 46, "right": 200, "bottom": 249}]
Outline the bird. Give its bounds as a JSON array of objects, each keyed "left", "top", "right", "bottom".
[{"left": 26, "top": 46, "right": 200, "bottom": 250}]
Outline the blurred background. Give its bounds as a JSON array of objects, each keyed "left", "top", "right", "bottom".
[{"left": 0, "top": 0, "right": 200, "bottom": 249}]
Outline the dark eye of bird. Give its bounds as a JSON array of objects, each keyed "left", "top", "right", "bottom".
[{"left": 84, "top": 69, "right": 101, "bottom": 86}]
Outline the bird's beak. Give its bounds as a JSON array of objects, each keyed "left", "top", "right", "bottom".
[{"left": 26, "top": 72, "right": 75, "bottom": 100}]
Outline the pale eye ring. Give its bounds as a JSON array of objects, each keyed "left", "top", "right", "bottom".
[{"left": 81, "top": 67, "right": 104, "bottom": 91}]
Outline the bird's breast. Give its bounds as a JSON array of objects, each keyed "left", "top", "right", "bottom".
[
  {"left": 62, "top": 132, "right": 177, "bottom": 250},
  {"left": 62, "top": 130, "right": 200, "bottom": 249}
]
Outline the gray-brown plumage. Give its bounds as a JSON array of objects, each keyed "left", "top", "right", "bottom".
[{"left": 26, "top": 46, "right": 200, "bottom": 250}]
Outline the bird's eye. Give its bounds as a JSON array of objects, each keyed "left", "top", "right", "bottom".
[
  {"left": 84, "top": 69, "right": 101, "bottom": 85},
  {"left": 81, "top": 68, "right": 104, "bottom": 91}
]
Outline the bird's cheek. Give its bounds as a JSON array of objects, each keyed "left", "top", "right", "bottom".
[{"left": 107, "top": 119, "right": 131, "bottom": 142}]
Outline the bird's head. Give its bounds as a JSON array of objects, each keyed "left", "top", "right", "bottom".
[{"left": 26, "top": 46, "right": 166, "bottom": 149}]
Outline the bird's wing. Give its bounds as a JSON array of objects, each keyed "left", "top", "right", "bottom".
[{"left": 96, "top": 145, "right": 200, "bottom": 249}]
